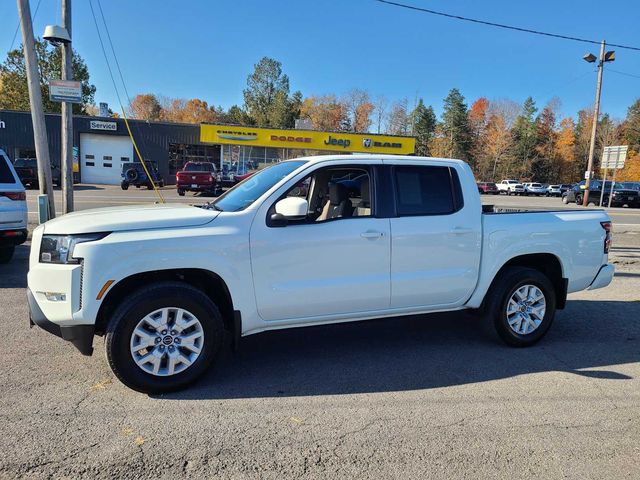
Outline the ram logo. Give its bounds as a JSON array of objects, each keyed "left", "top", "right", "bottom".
[{"left": 363, "top": 138, "right": 372, "bottom": 148}]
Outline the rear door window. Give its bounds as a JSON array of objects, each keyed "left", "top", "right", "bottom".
[
  {"left": 393, "top": 165, "right": 462, "bottom": 216},
  {"left": 0, "top": 154, "right": 17, "bottom": 183}
]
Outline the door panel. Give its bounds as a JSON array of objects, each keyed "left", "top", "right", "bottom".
[
  {"left": 251, "top": 217, "right": 391, "bottom": 321},
  {"left": 80, "top": 134, "right": 132, "bottom": 185}
]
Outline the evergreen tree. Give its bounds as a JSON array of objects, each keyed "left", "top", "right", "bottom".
[
  {"left": 411, "top": 99, "right": 436, "bottom": 156},
  {"left": 623, "top": 98, "right": 640, "bottom": 150},
  {"left": 440, "top": 88, "right": 472, "bottom": 162},
  {"left": 511, "top": 97, "right": 538, "bottom": 177},
  {"left": 0, "top": 39, "right": 96, "bottom": 114}
]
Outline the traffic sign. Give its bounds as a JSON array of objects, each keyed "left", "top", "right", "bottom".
[{"left": 601, "top": 145, "right": 628, "bottom": 169}]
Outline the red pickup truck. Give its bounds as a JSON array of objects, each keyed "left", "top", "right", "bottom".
[{"left": 176, "top": 162, "right": 217, "bottom": 196}]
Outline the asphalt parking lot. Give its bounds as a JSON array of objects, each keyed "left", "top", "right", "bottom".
[{"left": 1, "top": 187, "right": 639, "bottom": 478}]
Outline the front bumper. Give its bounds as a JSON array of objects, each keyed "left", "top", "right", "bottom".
[
  {"left": 0, "top": 228, "right": 28, "bottom": 247},
  {"left": 587, "top": 264, "right": 615, "bottom": 291},
  {"left": 27, "top": 288, "right": 94, "bottom": 355}
]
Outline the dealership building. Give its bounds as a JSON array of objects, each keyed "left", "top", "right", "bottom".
[{"left": 0, "top": 109, "right": 416, "bottom": 185}]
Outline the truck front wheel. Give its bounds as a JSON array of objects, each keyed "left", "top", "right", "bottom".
[
  {"left": 486, "top": 267, "right": 556, "bottom": 347},
  {"left": 105, "top": 282, "right": 224, "bottom": 394}
]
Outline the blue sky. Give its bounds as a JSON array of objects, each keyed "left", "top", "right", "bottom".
[{"left": 2, "top": 0, "right": 640, "bottom": 121}]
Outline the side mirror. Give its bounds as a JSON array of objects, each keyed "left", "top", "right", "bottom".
[
  {"left": 270, "top": 197, "right": 308, "bottom": 227},
  {"left": 275, "top": 197, "right": 308, "bottom": 219}
]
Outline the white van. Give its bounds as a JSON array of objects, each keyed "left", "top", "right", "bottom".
[{"left": 0, "top": 149, "right": 28, "bottom": 263}]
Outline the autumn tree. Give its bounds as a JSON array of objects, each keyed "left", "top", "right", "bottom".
[
  {"left": 243, "top": 57, "right": 301, "bottom": 128},
  {"left": 129, "top": 94, "right": 163, "bottom": 121},
  {"left": 468, "top": 98, "right": 489, "bottom": 169},
  {"left": 161, "top": 97, "right": 219, "bottom": 124},
  {"left": 343, "top": 89, "right": 374, "bottom": 132},
  {"left": 410, "top": 99, "right": 436, "bottom": 156},
  {"left": 0, "top": 39, "right": 96, "bottom": 114},
  {"left": 555, "top": 117, "right": 578, "bottom": 181},
  {"left": 300, "top": 95, "right": 349, "bottom": 131},
  {"left": 440, "top": 88, "right": 473, "bottom": 163},
  {"left": 482, "top": 99, "right": 520, "bottom": 179},
  {"left": 573, "top": 108, "right": 594, "bottom": 177}
]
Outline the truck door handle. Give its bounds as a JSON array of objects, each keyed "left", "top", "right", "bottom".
[
  {"left": 449, "top": 227, "right": 474, "bottom": 235},
  {"left": 360, "top": 230, "right": 384, "bottom": 239}
]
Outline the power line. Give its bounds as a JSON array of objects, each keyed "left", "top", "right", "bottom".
[
  {"left": 8, "top": 0, "right": 43, "bottom": 53},
  {"left": 608, "top": 68, "right": 640, "bottom": 80},
  {"left": 375, "top": 0, "right": 640, "bottom": 52}
]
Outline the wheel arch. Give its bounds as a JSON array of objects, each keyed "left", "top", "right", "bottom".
[
  {"left": 94, "top": 268, "right": 237, "bottom": 339},
  {"left": 481, "top": 253, "right": 567, "bottom": 311}
]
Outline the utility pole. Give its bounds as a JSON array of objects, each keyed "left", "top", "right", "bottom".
[
  {"left": 582, "top": 40, "right": 606, "bottom": 207},
  {"left": 17, "top": 0, "right": 56, "bottom": 219},
  {"left": 61, "top": 0, "right": 74, "bottom": 213}
]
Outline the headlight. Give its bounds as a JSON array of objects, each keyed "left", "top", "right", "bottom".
[{"left": 40, "top": 233, "right": 109, "bottom": 264}]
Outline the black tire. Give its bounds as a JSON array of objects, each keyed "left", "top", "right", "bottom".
[
  {"left": 575, "top": 194, "right": 583, "bottom": 205},
  {"left": 485, "top": 266, "right": 556, "bottom": 347},
  {"left": 105, "top": 282, "right": 224, "bottom": 394},
  {"left": 177, "top": 188, "right": 185, "bottom": 197},
  {"left": 121, "top": 181, "right": 129, "bottom": 190},
  {"left": 146, "top": 183, "right": 153, "bottom": 190},
  {"left": 0, "top": 247, "right": 15, "bottom": 264}
]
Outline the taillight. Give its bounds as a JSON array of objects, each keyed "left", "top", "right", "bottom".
[
  {"left": 0, "top": 192, "right": 26, "bottom": 201},
  {"left": 601, "top": 221, "right": 612, "bottom": 253}
]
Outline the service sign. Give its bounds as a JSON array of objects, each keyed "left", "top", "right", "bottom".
[
  {"left": 90, "top": 120, "right": 117, "bottom": 131},
  {"left": 49, "top": 79, "right": 82, "bottom": 103},
  {"left": 200, "top": 124, "right": 415, "bottom": 155}
]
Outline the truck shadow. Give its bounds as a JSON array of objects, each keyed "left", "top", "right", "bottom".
[
  {"left": 166, "top": 298, "right": 640, "bottom": 400},
  {"left": 0, "top": 244, "right": 29, "bottom": 289}
]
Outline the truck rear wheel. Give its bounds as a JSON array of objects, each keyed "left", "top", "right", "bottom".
[
  {"left": 486, "top": 267, "right": 556, "bottom": 347},
  {"left": 105, "top": 282, "right": 224, "bottom": 394}
]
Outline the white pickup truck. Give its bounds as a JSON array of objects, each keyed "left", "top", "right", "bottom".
[{"left": 27, "top": 155, "right": 615, "bottom": 393}]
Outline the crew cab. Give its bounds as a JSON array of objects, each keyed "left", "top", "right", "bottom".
[
  {"left": 0, "top": 149, "right": 28, "bottom": 263},
  {"left": 496, "top": 179, "right": 524, "bottom": 195},
  {"left": 14, "top": 158, "right": 61, "bottom": 188},
  {"left": 176, "top": 162, "right": 217, "bottom": 196},
  {"left": 27, "top": 155, "right": 615, "bottom": 393}
]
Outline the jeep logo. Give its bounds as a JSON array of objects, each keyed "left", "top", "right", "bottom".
[{"left": 324, "top": 135, "right": 351, "bottom": 148}]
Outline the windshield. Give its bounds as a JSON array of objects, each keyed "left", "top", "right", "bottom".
[
  {"left": 212, "top": 161, "right": 306, "bottom": 212},
  {"left": 184, "top": 162, "right": 214, "bottom": 172},
  {"left": 14, "top": 159, "right": 36, "bottom": 167}
]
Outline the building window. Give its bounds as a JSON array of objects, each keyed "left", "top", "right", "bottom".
[
  {"left": 85, "top": 154, "right": 95, "bottom": 159},
  {"left": 85, "top": 161, "right": 95, "bottom": 166},
  {"left": 103, "top": 163, "right": 112, "bottom": 167},
  {"left": 103, "top": 155, "right": 112, "bottom": 160},
  {"left": 121, "top": 157, "right": 129, "bottom": 162}
]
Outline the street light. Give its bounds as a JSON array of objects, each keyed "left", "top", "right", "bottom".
[
  {"left": 43, "top": 0, "right": 74, "bottom": 214},
  {"left": 581, "top": 41, "right": 615, "bottom": 207}
]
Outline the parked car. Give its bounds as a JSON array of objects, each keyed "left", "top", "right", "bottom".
[
  {"left": 563, "top": 180, "right": 640, "bottom": 207},
  {"left": 121, "top": 162, "right": 165, "bottom": 190},
  {"left": 233, "top": 170, "right": 257, "bottom": 184},
  {"left": 496, "top": 179, "right": 525, "bottom": 195},
  {"left": 14, "top": 158, "right": 61, "bottom": 188},
  {"left": 176, "top": 161, "right": 217, "bottom": 196},
  {"left": 523, "top": 182, "right": 547, "bottom": 196},
  {"left": 477, "top": 182, "right": 499, "bottom": 194},
  {"left": 27, "top": 154, "right": 615, "bottom": 393},
  {"left": 547, "top": 184, "right": 573, "bottom": 197},
  {"left": 0, "top": 149, "right": 28, "bottom": 263},
  {"left": 620, "top": 181, "right": 640, "bottom": 191}
]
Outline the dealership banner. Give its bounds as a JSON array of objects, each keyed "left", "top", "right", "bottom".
[{"left": 200, "top": 124, "right": 415, "bottom": 155}]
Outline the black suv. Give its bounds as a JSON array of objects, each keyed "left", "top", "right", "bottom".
[
  {"left": 13, "top": 158, "right": 61, "bottom": 188},
  {"left": 563, "top": 180, "right": 640, "bottom": 207},
  {"left": 121, "top": 162, "right": 165, "bottom": 190}
]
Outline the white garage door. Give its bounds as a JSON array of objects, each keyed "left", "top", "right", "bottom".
[{"left": 80, "top": 133, "right": 133, "bottom": 185}]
